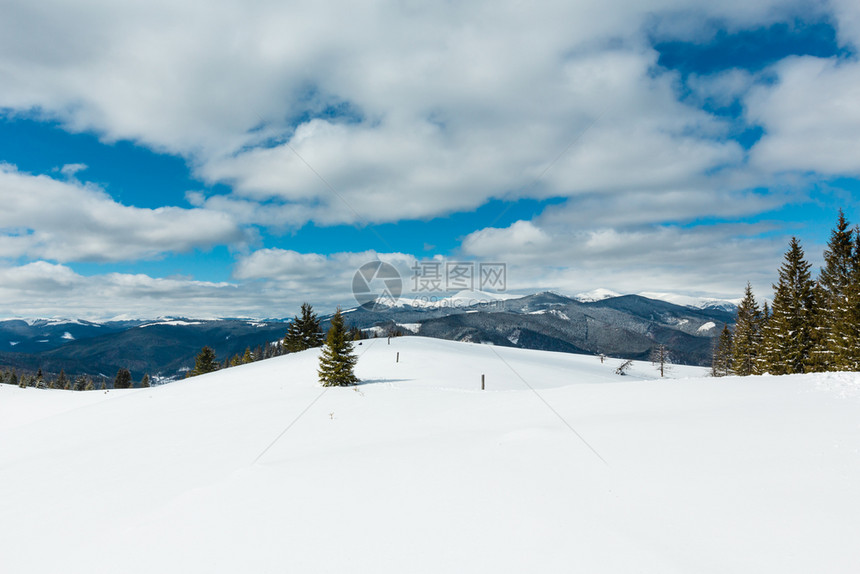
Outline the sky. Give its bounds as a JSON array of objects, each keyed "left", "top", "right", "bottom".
[{"left": 1, "top": 0, "right": 860, "bottom": 319}]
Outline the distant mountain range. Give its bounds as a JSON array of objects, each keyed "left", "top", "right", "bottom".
[{"left": 0, "top": 292, "right": 737, "bottom": 382}]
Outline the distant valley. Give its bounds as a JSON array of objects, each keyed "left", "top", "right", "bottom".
[{"left": 0, "top": 292, "right": 736, "bottom": 382}]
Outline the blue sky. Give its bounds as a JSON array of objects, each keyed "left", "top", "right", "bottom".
[{"left": 1, "top": 0, "right": 859, "bottom": 319}]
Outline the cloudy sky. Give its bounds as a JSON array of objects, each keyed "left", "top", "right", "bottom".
[{"left": 1, "top": 0, "right": 859, "bottom": 319}]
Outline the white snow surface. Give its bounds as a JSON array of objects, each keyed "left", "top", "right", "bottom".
[
  {"left": 575, "top": 287, "right": 622, "bottom": 301},
  {"left": 697, "top": 321, "right": 717, "bottom": 333},
  {"left": 638, "top": 291, "right": 741, "bottom": 310},
  {"left": 2, "top": 337, "right": 859, "bottom": 573},
  {"left": 139, "top": 320, "right": 205, "bottom": 328}
]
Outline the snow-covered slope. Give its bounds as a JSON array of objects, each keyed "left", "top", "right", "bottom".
[{"left": 1, "top": 337, "right": 858, "bottom": 573}]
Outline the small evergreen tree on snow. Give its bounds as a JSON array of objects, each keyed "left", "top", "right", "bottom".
[
  {"left": 760, "top": 237, "right": 818, "bottom": 374},
  {"left": 141, "top": 374, "right": 150, "bottom": 388},
  {"left": 284, "top": 303, "right": 324, "bottom": 352},
  {"left": 711, "top": 324, "right": 733, "bottom": 376},
  {"left": 190, "top": 346, "right": 219, "bottom": 377},
  {"left": 74, "top": 374, "right": 88, "bottom": 391},
  {"left": 55, "top": 369, "right": 68, "bottom": 390},
  {"left": 731, "top": 283, "right": 763, "bottom": 376},
  {"left": 318, "top": 308, "right": 359, "bottom": 387},
  {"left": 114, "top": 368, "right": 132, "bottom": 389}
]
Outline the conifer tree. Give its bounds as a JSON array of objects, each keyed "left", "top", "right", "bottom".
[
  {"left": 318, "top": 307, "right": 359, "bottom": 387},
  {"left": 190, "top": 346, "right": 219, "bottom": 377},
  {"left": 74, "top": 374, "right": 88, "bottom": 391},
  {"left": 114, "top": 368, "right": 132, "bottom": 389},
  {"left": 85, "top": 378, "right": 95, "bottom": 391},
  {"left": 242, "top": 347, "right": 253, "bottom": 364},
  {"left": 284, "top": 303, "right": 324, "bottom": 352},
  {"left": 731, "top": 283, "right": 763, "bottom": 376},
  {"left": 56, "top": 369, "right": 68, "bottom": 390},
  {"left": 760, "top": 237, "right": 817, "bottom": 374},
  {"left": 813, "top": 210, "right": 855, "bottom": 370},
  {"left": 12, "top": 370, "right": 20, "bottom": 387},
  {"left": 711, "top": 324, "right": 733, "bottom": 376},
  {"left": 822, "top": 223, "right": 860, "bottom": 370},
  {"left": 141, "top": 374, "right": 151, "bottom": 388}
]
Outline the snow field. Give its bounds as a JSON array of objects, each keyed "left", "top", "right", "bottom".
[{"left": 1, "top": 336, "right": 858, "bottom": 573}]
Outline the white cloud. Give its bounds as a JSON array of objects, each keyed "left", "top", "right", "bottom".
[
  {"left": 0, "top": 164, "right": 244, "bottom": 262},
  {"left": 746, "top": 56, "right": 860, "bottom": 176},
  {"left": 0, "top": 250, "right": 422, "bottom": 319},
  {"left": 462, "top": 218, "right": 796, "bottom": 299},
  {"left": 0, "top": 0, "right": 827, "bottom": 229},
  {"left": 0, "top": 0, "right": 854, "bottom": 316}
]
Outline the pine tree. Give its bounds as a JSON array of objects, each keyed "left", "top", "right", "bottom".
[
  {"left": 12, "top": 370, "right": 20, "bottom": 388},
  {"left": 190, "top": 346, "right": 219, "bottom": 377},
  {"left": 74, "top": 375, "right": 88, "bottom": 391},
  {"left": 36, "top": 369, "right": 47, "bottom": 389},
  {"left": 141, "top": 374, "right": 151, "bottom": 388},
  {"left": 242, "top": 347, "right": 253, "bottom": 364},
  {"left": 114, "top": 368, "right": 132, "bottom": 389},
  {"left": 56, "top": 369, "right": 68, "bottom": 390},
  {"left": 761, "top": 237, "right": 818, "bottom": 374},
  {"left": 318, "top": 307, "right": 359, "bottom": 387},
  {"left": 85, "top": 378, "right": 95, "bottom": 391},
  {"left": 711, "top": 324, "right": 733, "bottom": 376},
  {"left": 731, "top": 283, "right": 763, "bottom": 376},
  {"left": 284, "top": 303, "right": 324, "bottom": 352},
  {"left": 814, "top": 210, "right": 855, "bottom": 370}
]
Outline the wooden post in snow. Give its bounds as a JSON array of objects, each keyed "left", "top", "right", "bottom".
[
  {"left": 481, "top": 374, "right": 485, "bottom": 390},
  {"left": 396, "top": 352, "right": 399, "bottom": 363}
]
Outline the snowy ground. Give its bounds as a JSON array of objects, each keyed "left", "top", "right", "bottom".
[{"left": 1, "top": 337, "right": 859, "bottom": 573}]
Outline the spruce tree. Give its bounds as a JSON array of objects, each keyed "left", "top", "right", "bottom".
[
  {"left": 711, "top": 324, "right": 733, "bottom": 376},
  {"left": 813, "top": 210, "right": 855, "bottom": 370},
  {"left": 56, "top": 369, "right": 68, "bottom": 390},
  {"left": 318, "top": 307, "right": 359, "bottom": 387},
  {"left": 761, "top": 237, "right": 818, "bottom": 374},
  {"left": 114, "top": 368, "right": 132, "bottom": 389},
  {"left": 190, "top": 346, "right": 219, "bottom": 377},
  {"left": 284, "top": 303, "right": 324, "bottom": 352},
  {"left": 141, "top": 374, "right": 151, "bottom": 388},
  {"left": 731, "top": 283, "right": 763, "bottom": 376},
  {"left": 74, "top": 374, "right": 88, "bottom": 391}
]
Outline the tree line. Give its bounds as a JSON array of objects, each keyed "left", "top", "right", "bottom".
[
  {"left": 0, "top": 366, "right": 150, "bottom": 390},
  {"left": 712, "top": 210, "right": 860, "bottom": 376}
]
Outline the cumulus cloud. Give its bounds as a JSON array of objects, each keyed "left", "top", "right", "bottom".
[
  {"left": 461, "top": 218, "right": 794, "bottom": 299},
  {"left": 746, "top": 56, "right": 860, "bottom": 176},
  {"left": 0, "top": 0, "right": 856, "bottom": 316},
  {"left": 0, "top": 250, "right": 422, "bottom": 319},
  {"left": 0, "top": 164, "right": 244, "bottom": 262},
  {"left": 0, "top": 0, "right": 830, "bottom": 229}
]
